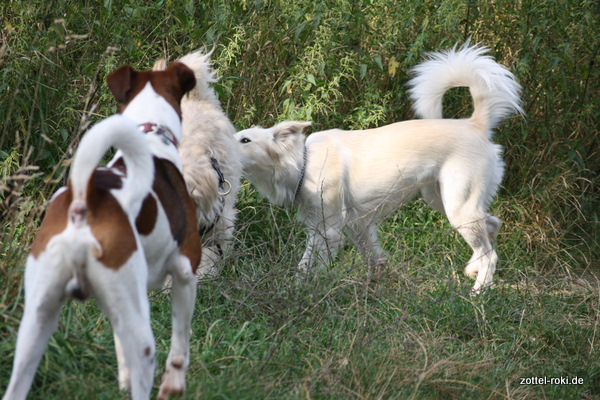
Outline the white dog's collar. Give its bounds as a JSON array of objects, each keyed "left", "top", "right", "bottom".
[{"left": 293, "top": 146, "right": 308, "bottom": 203}]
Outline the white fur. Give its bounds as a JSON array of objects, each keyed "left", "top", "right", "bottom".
[
  {"left": 154, "top": 49, "right": 242, "bottom": 277},
  {"left": 234, "top": 43, "right": 523, "bottom": 293}
]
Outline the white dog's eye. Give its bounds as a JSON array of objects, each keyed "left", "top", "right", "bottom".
[{"left": 240, "top": 138, "right": 251, "bottom": 144}]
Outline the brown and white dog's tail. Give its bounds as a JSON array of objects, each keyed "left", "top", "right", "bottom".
[
  {"left": 69, "top": 114, "right": 154, "bottom": 224},
  {"left": 407, "top": 42, "right": 524, "bottom": 136}
]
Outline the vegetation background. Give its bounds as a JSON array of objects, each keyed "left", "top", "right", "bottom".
[{"left": 1, "top": 0, "right": 598, "bottom": 398}]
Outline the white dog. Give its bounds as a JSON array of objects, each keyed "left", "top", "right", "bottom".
[
  {"left": 233, "top": 43, "right": 523, "bottom": 292},
  {"left": 154, "top": 50, "right": 242, "bottom": 277},
  {"left": 4, "top": 63, "right": 201, "bottom": 399}
]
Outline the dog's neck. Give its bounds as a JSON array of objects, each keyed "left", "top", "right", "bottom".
[
  {"left": 293, "top": 146, "right": 308, "bottom": 203},
  {"left": 247, "top": 144, "right": 306, "bottom": 208},
  {"left": 138, "top": 123, "right": 178, "bottom": 147},
  {"left": 121, "top": 82, "right": 183, "bottom": 170}
]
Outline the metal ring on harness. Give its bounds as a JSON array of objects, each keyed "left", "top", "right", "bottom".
[
  {"left": 218, "top": 179, "right": 232, "bottom": 196},
  {"left": 210, "top": 156, "right": 231, "bottom": 196}
]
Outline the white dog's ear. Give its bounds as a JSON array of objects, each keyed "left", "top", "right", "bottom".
[{"left": 272, "top": 121, "right": 312, "bottom": 142}]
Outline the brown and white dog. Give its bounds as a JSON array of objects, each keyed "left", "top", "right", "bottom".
[{"left": 3, "top": 63, "right": 201, "bottom": 399}]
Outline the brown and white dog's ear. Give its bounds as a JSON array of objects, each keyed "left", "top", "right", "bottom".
[
  {"left": 166, "top": 62, "right": 196, "bottom": 98},
  {"left": 106, "top": 62, "right": 195, "bottom": 116},
  {"left": 106, "top": 65, "right": 135, "bottom": 106},
  {"left": 272, "top": 121, "right": 312, "bottom": 142}
]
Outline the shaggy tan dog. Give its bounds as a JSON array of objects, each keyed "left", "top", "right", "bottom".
[{"left": 155, "top": 50, "right": 242, "bottom": 277}]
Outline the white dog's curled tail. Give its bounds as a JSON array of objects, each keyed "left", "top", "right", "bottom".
[
  {"left": 69, "top": 114, "right": 154, "bottom": 221},
  {"left": 407, "top": 42, "right": 524, "bottom": 134}
]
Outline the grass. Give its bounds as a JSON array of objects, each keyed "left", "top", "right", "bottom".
[
  {"left": 1, "top": 0, "right": 599, "bottom": 398},
  {"left": 3, "top": 197, "right": 598, "bottom": 398}
]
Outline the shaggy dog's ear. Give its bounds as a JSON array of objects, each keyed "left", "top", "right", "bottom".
[{"left": 272, "top": 121, "right": 312, "bottom": 142}]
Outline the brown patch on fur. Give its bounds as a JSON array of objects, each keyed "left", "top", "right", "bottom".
[
  {"left": 94, "top": 168, "right": 124, "bottom": 190},
  {"left": 110, "top": 157, "right": 158, "bottom": 236},
  {"left": 107, "top": 156, "right": 201, "bottom": 271},
  {"left": 171, "top": 359, "right": 184, "bottom": 369},
  {"left": 136, "top": 194, "right": 158, "bottom": 235},
  {"left": 106, "top": 62, "right": 196, "bottom": 119},
  {"left": 86, "top": 170, "right": 138, "bottom": 269},
  {"left": 31, "top": 169, "right": 138, "bottom": 270},
  {"left": 30, "top": 187, "right": 72, "bottom": 258},
  {"left": 151, "top": 157, "right": 202, "bottom": 273}
]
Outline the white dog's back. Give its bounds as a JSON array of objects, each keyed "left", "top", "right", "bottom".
[{"left": 304, "top": 118, "right": 503, "bottom": 222}]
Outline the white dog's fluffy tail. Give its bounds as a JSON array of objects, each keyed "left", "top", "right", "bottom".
[
  {"left": 154, "top": 48, "right": 220, "bottom": 105},
  {"left": 69, "top": 115, "right": 154, "bottom": 216},
  {"left": 407, "top": 42, "right": 523, "bottom": 134}
]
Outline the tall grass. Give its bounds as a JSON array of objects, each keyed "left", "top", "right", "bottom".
[{"left": 1, "top": 0, "right": 599, "bottom": 398}]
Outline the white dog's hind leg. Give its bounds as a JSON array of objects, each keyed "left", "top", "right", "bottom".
[
  {"left": 450, "top": 213, "right": 497, "bottom": 293},
  {"left": 4, "top": 257, "right": 68, "bottom": 400},
  {"left": 421, "top": 183, "right": 446, "bottom": 215},
  {"left": 440, "top": 171, "right": 498, "bottom": 293},
  {"left": 451, "top": 216, "right": 497, "bottom": 292},
  {"left": 158, "top": 255, "right": 197, "bottom": 399},
  {"left": 485, "top": 214, "right": 501, "bottom": 243},
  {"left": 443, "top": 204, "right": 496, "bottom": 293}
]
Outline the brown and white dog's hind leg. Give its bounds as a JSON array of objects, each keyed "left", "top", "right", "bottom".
[
  {"left": 158, "top": 254, "right": 197, "bottom": 399},
  {"left": 113, "top": 332, "right": 130, "bottom": 391},
  {"left": 3, "top": 254, "right": 70, "bottom": 400},
  {"left": 90, "top": 254, "right": 156, "bottom": 400}
]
